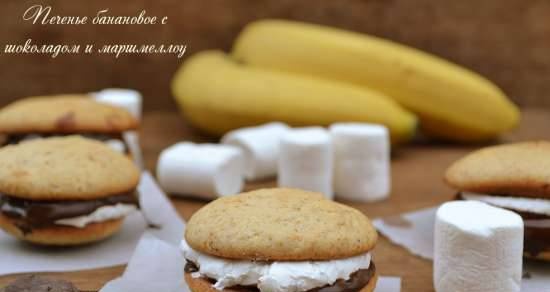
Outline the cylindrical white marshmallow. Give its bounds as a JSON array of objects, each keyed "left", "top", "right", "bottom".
[
  {"left": 221, "top": 122, "right": 289, "bottom": 181},
  {"left": 278, "top": 127, "right": 333, "bottom": 199},
  {"left": 92, "top": 88, "right": 143, "bottom": 120},
  {"left": 330, "top": 123, "right": 390, "bottom": 202},
  {"left": 434, "top": 201, "right": 524, "bottom": 292},
  {"left": 156, "top": 142, "right": 244, "bottom": 200}
]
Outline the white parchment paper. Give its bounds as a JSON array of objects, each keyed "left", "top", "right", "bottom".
[
  {"left": 375, "top": 277, "right": 401, "bottom": 292},
  {"left": 99, "top": 234, "right": 189, "bottom": 292},
  {"left": 0, "top": 171, "right": 184, "bottom": 276},
  {"left": 373, "top": 207, "right": 550, "bottom": 291}
]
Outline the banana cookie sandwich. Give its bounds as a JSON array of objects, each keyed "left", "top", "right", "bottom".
[
  {"left": 181, "top": 188, "right": 378, "bottom": 292},
  {"left": 0, "top": 95, "right": 138, "bottom": 154},
  {"left": 445, "top": 141, "right": 550, "bottom": 261},
  {"left": 0, "top": 136, "right": 140, "bottom": 245}
]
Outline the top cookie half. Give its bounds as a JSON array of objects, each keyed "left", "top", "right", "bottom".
[
  {"left": 445, "top": 141, "right": 550, "bottom": 198},
  {"left": 0, "top": 95, "right": 138, "bottom": 134},
  {"left": 0, "top": 136, "right": 140, "bottom": 200},
  {"left": 185, "top": 188, "right": 378, "bottom": 261}
]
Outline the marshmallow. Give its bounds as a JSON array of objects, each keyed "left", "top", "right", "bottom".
[
  {"left": 92, "top": 88, "right": 142, "bottom": 120},
  {"left": 105, "top": 139, "right": 126, "bottom": 154},
  {"left": 330, "top": 123, "right": 390, "bottom": 202},
  {"left": 156, "top": 142, "right": 244, "bottom": 199},
  {"left": 221, "top": 122, "right": 290, "bottom": 181},
  {"left": 434, "top": 201, "right": 524, "bottom": 292},
  {"left": 278, "top": 127, "right": 333, "bottom": 199}
]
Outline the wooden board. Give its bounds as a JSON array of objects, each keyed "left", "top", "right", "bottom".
[{"left": 0, "top": 108, "right": 549, "bottom": 291}]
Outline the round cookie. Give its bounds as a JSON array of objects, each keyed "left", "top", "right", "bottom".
[
  {"left": 0, "top": 213, "right": 123, "bottom": 246},
  {"left": 185, "top": 188, "right": 377, "bottom": 261},
  {"left": 184, "top": 272, "right": 378, "bottom": 292},
  {"left": 0, "top": 95, "right": 138, "bottom": 134},
  {"left": 445, "top": 141, "right": 550, "bottom": 198},
  {"left": 0, "top": 136, "right": 140, "bottom": 200}
]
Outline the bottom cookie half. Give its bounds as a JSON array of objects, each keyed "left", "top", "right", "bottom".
[{"left": 0, "top": 213, "right": 124, "bottom": 246}]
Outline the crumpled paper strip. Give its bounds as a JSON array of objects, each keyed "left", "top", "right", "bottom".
[
  {"left": 137, "top": 171, "right": 185, "bottom": 245},
  {"left": 373, "top": 207, "right": 550, "bottom": 291},
  {"left": 373, "top": 207, "right": 435, "bottom": 260}
]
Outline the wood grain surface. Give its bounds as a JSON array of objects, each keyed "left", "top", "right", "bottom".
[
  {"left": 1, "top": 0, "right": 550, "bottom": 110},
  {"left": 0, "top": 108, "right": 548, "bottom": 292}
]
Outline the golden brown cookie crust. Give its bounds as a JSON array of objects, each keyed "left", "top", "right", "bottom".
[
  {"left": 445, "top": 141, "right": 550, "bottom": 198},
  {"left": 0, "top": 136, "right": 140, "bottom": 200},
  {"left": 0, "top": 213, "right": 124, "bottom": 246},
  {"left": 185, "top": 188, "right": 377, "bottom": 261},
  {"left": 0, "top": 95, "right": 138, "bottom": 134},
  {"left": 184, "top": 271, "right": 378, "bottom": 292}
]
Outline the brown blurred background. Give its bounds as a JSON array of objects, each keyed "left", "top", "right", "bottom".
[{"left": 1, "top": 0, "right": 549, "bottom": 111}]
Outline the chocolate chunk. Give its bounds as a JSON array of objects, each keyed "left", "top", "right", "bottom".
[{"left": 0, "top": 275, "right": 79, "bottom": 292}]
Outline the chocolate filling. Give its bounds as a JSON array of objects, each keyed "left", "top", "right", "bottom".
[
  {"left": 184, "top": 260, "right": 375, "bottom": 292},
  {"left": 456, "top": 192, "right": 550, "bottom": 256},
  {"left": 524, "top": 220, "right": 550, "bottom": 257},
  {"left": 0, "top": 191, "right": 139, "bottom": 234},
  {"left": 3, "top": 133, "right": 128, "bottom": 153},
  {"left": 5, "top": 133, "right": 124, "bottom": 144}
]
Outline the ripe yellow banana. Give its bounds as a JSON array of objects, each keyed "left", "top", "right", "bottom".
[
  {"left": 171, "top": 51, "right": 417, "bottom": 144},
  {"left": 232, "top": 20, "right": 520, "bottom": 142}
]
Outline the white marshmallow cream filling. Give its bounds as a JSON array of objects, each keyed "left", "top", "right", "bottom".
[
  {"left": 180, "top": 240, "right": 371, "bottom": 292},
  {"left": 462, "top": 192, "right": 550, "bottom": 217},
  {"left": 55, "top": 203, "right": 137, "bottom": 228},
  {"left": 9, "top": 134, "right": 127, "bottom": 154}
]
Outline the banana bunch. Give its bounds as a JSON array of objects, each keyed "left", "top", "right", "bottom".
[
  {"left": 231, "top": 20, "right": 520, "bottom": 142},
  {"left": 172, "top": 19, "right": 520, "bottom": 143},
  {"left": 172, "top": 51, "right": 417, "bottom": 144}
]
